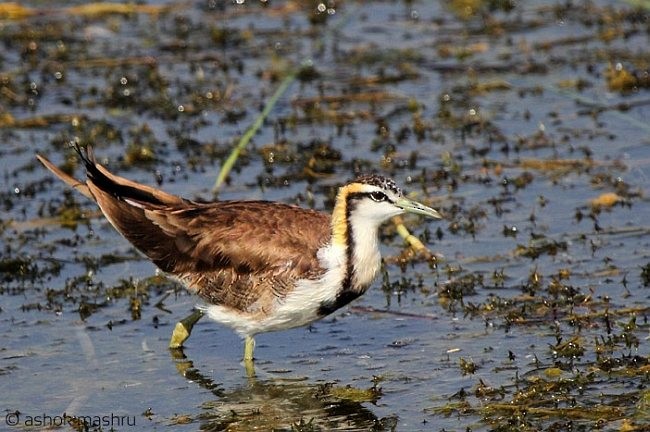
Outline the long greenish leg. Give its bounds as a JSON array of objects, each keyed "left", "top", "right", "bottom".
[
  {"left": 243, "top": 335, "right": 256, "bottom": 377},
  {"left": 169, "top": 309, "right": 205, "bottom": 349},
  {"left": 244, "top": 335, "right": 255, "bottom": 361},
  {"left": 244, "top": 357, "right": 256, "bottom": 378}
]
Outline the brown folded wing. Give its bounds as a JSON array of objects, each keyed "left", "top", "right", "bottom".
[{"left": 38, "top": 148, "right": 331, "bottom": 313}]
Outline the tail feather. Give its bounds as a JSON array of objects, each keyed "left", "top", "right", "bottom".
[
  {"left": 37, "top": 145, "right": 191, "bottom": 271},
  {"left": 35, "top": 153, "right": 93, "bottom": 199},
  {"left": 37, "top": 145, "right": 186, "bottom": 208}
]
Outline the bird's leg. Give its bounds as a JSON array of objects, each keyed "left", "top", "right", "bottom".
[
  {"left": 244, "top": 335, "right": 256, "bottom": 361},
  {"left": 169, "top": 309, "right": 205, "bottom": 349},
  {"left": 244, "top": 359, "right": 256, "bottom": 378},
  {"left": 243, "top": 335, "right": 256, "bottom": 377}
]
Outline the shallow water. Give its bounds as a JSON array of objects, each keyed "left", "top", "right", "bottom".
[{"left": 1, "top": 1, "right": 649, "bottom": 431}]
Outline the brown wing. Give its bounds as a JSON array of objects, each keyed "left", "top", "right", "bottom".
[
  {"left": 37, "top": 146, "right": 331, "bottom": 313},
  {"left": 137, "top": 201, "right": 331, "bottom": 312}
]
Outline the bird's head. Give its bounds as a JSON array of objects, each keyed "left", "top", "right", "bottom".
[
  {"left": 331, "top": 174, "right": 442, "bottom": 245},
  {"left": 343, "top": 174, "right": 441, "bottom": 222}
]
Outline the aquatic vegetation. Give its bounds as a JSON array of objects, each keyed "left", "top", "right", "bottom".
[{"left": 0, "top": 0, "right": 649, "bottom": 430}]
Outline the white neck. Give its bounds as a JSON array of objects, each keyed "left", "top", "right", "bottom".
[{"left": 348, "top": 211, "right": 382, "bottom": 290}]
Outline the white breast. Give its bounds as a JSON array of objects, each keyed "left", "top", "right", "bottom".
[{"left": 262, "top": 243, "right": 348, "bottom": 330}]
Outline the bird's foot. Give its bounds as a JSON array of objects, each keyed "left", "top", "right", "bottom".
[{"left": 168, "top": 309, "right": 205, "bottom": 349}]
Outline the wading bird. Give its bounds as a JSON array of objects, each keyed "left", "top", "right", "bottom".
[{"left": 37, "top": 146, "right": 442, "bottom": 363}]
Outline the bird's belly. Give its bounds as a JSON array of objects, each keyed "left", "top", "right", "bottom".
[
  {"left": 201, "top": 291, "right": 331, "bottom": 336},
  {"left": 200, "top": 244, "right": 381, "bottom": 336},
  {"left": 201, "top": 266, "right": 347, "bottom": 336},
  {"left": 253, "top": 275, "right": 345, "bottom": 333}
]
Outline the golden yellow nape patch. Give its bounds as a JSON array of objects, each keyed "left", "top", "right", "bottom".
[
  {"left": 330, "top": 190, "right": 349, "bottom": 247},
  {"left": 330, "top": 183, "right": 372, "bottom": 246}
]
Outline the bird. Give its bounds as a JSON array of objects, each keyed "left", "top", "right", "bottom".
[{"left": 36, "top": 145, "right": 442, "bottom": 362}]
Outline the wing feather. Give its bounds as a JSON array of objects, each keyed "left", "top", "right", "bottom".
[{"left": 38, "top": 146, "right": 332, "bottom": 312}]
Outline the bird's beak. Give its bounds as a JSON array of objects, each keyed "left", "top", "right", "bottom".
[{"left": 395, "top": 197, "right": 443, "bottom": 219}]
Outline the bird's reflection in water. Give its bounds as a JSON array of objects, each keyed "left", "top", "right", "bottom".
[{"left": 169, "top": 348, "right": 398, "bottom": 431}]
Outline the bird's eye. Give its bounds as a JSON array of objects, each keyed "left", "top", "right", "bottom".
[{"left": 369, "top": 191, "right": 388, "bottom": 202}]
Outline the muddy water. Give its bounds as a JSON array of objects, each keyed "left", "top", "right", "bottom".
[{"left": 1, "top": 1, "right": 649, "bottom": 430}]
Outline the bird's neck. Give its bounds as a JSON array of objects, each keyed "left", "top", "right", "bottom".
[{"left": 331, "top": 187, "right": 382, "bottom": 292}]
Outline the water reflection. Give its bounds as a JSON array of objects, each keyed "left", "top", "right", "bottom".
[{"left": 169, "top": 348, "right": 397, "bottom": 431}]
